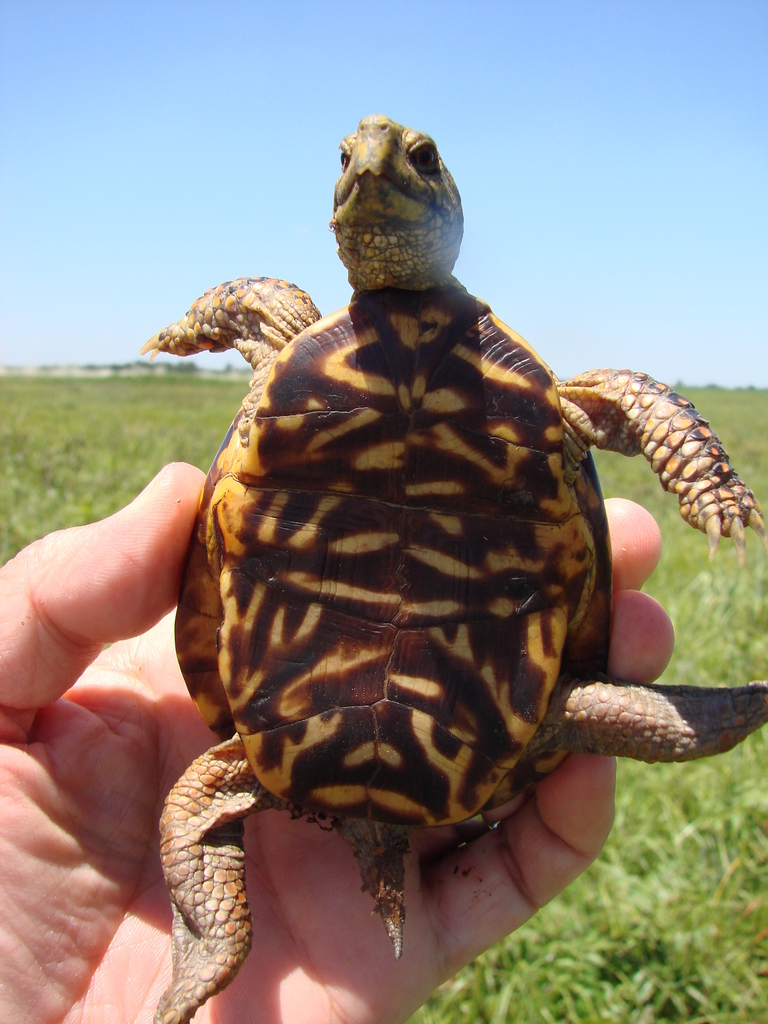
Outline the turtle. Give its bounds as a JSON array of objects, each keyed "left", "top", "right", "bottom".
[{"left": 142, "top": 115, "right": 768, "bottom": 1024}]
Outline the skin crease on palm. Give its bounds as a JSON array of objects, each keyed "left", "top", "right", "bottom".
[{"left": 0, "top": 463, "right": 674, "bottom": 1024}]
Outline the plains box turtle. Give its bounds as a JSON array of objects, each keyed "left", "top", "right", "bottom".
[{"left": 142, "top": 115, "right": 768, "bottom": 1024}]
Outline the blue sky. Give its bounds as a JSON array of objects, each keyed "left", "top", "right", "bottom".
[{"left": 1, "top": 1, "right": 766, "bottom": 386}]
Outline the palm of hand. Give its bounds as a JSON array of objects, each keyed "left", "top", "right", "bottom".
[{"left": 0, "top": 465, "right": 669, "bottom": 1024}]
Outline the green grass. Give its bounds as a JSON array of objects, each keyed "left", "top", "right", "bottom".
[
  {"left": 2, "top": 375, "right": 768, "bottom": 1022},
  {"left": 0, "top": 374, "right": 247, "bottom": 565}
]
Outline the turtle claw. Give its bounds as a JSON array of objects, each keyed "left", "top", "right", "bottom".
[
  {"left": 706, "top": 515, "right": 721, "bottom": 562},
  {"left": 749, "top": 509, "right": 768, "bottom": 554},
  {"left": 730, "top": 516, "right": 746, "bottom": 567},
  {"left": 139, "top": 335, "right": 161, "bottom": 362}
]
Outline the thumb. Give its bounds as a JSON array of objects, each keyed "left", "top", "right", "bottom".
[{"left": 0, "top": 462, "right": 204, "bottom": 712}]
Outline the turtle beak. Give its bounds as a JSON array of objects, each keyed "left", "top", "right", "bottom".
[
  {"left": 333, "top": 116, "right": 410, "bottom": 218},
  {"left": 349, "top": 117, "right": 402, "bottom": 180}
]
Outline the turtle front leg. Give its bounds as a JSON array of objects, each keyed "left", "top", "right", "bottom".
[
  {"left": 526, "top": 674, "right": 768, "bottom": 765},
  {"left": 557, "top": 370, "right": 767, "bottom": 563},
  {"left": 155, "top": 736, "right": 284, "bottom": 1024},
  {"left": 141, "top": 277, "right": 321, "bottom": 397}
]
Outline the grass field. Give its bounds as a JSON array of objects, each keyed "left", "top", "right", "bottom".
[{"left": 2, "top": 374, "right": 768, "bottom": 1023}]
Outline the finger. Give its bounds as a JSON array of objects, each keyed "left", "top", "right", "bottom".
[
  {"left": 606, "top": 498, "right": 662, "bottom": 592},
  {"left": 424, "top": 753, "right": 615, "bottom": 975},
  {"left": 0, "top": 462, "right": 204, "bottom": 712},
  {"left": 607, "top": 589, "right": 674, "bottom": 682}
]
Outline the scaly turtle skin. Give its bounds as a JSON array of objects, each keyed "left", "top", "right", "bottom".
[{"left": 143, "top": 115, "right": 768, "bottom": 1024}]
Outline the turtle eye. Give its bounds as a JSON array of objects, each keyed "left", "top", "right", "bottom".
[
  {"left": 340, "top": 151, "right": 351, "bottom": 172},
  {"left": 409, "top": 143, "right": 439, "bottom": 175}
]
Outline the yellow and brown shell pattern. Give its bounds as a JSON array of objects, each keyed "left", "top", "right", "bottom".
[{"left": 176, "top": 285, "right": 612, "bottom": 827}]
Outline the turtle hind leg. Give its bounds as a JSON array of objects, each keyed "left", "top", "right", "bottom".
[
  {"left": 528, "top": 674, "right": 768, "bottom": 764},
  {"left": 155, "top": 736, "right": 283, "bottom": 1024},
  {"left": 335, "top": 818, "right": 412, "bottom": 959}
]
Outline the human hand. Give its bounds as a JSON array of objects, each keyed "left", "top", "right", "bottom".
[{"left": 0, "top": 468, "right": 672, "bottom": 1024}]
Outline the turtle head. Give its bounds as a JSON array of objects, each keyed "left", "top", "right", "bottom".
[{"left": 331, "top": 115, "right": 464, "bottom": 293}]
